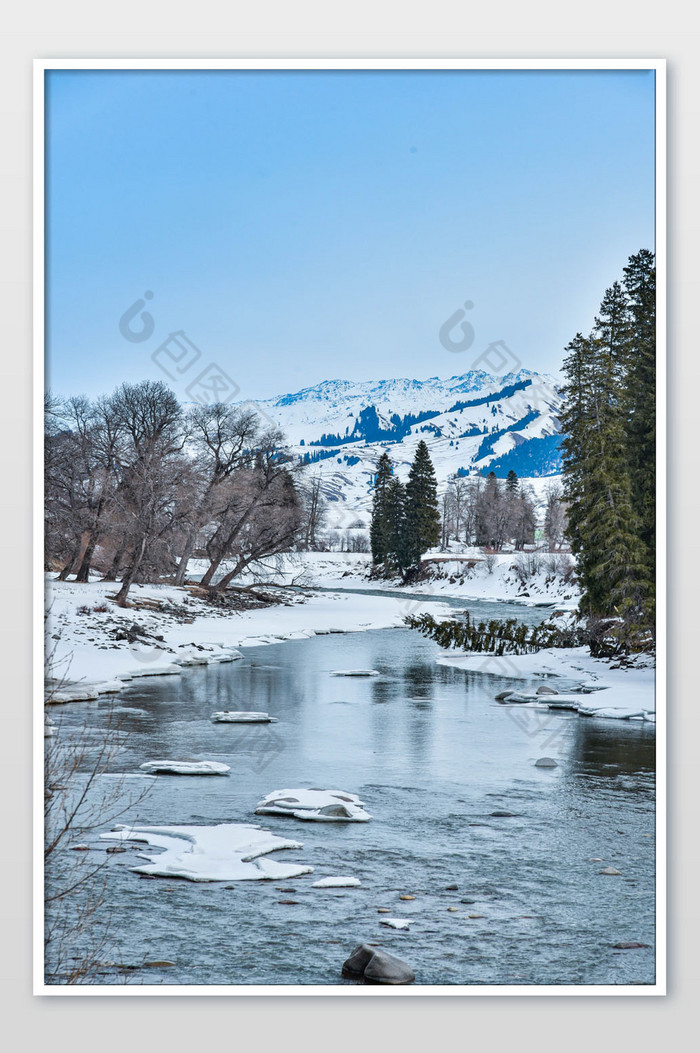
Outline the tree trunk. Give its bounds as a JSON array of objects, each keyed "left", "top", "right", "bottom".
[
  {"left": 199, "top": 556, "right": 223, "bottom": 589},
  {"left": 115, "top": 539, "right": 147, "bottom": 607},
  {"left": 102, "top": 545, "right": 125, "bottom": 582},
  {"left": 57, "top": 541, "right": 81, "bottom": 581},
  {"left": 174, "top": 529, "right": 198, "bottom": 586},
  {"left": 75, "top": 537, "right": 97, "bottom": 583}
]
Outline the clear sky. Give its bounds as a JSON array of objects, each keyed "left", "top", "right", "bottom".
[{"left": 45, "top": 67, "right": 656, "bottom": 401}]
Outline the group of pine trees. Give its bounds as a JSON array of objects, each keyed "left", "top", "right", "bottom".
[
  {"left": 370, "top": 440, "right": 441, "bottom": 577},
  {"left": 560, "top": 248, "right": 655, "bottom": 638}
]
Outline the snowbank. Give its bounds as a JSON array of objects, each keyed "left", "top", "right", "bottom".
[
  {"left": 255, "top": 788, "right": 372, "bottom": 823},
  {"left": 437, "top": 647, "right": 655, "bottom": 722},
  {"left": 45, "top": 576, "right": 454, "bottom": 689},
  {"left": 225, "top": 549, "right": 580, "bottom": 609},
  {"left": 100, "top": 823, "right": 313, "bottom": 881}
]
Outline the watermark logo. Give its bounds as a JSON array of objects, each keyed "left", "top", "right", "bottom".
[
  {"left": 439, "top": 300, "right": 475, "bottom": 353},
  {"left": 504, "top": 704, "right": 567, "bottom": 750},
  {"left": 152, "top": 330, "right": 202, "bottom": 380},
  {"left": 119, "top": 291, "right": 155, "bottom": 343},
  {"left": 472, "top": 339, "right": 520, "bottom": 375},
  {"left": 118, "top": 291, "right": 268, "bottom": 421},
  {"left": 185, "top": 362, "right": 240, "bottom": 406},
  {"left": 226, "top": 721, "right": 285, "bottom": 773}
]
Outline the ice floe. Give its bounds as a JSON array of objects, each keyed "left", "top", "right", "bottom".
[
  {"left": 380, "top": 918, "right": 411, "bottom": 930},
  {"left": 312, "top": 876, "right": 361, "bottom": 888},
  {"left": 255, "top": 788, "right": 372, "bottom": 822},
  {"left": 139, "top": 760, "right": 230, "bottom": 776},
  {"left": 100, "top": 822, "right": 313, "bottom": 881},
  {"left": 210, "top": 711, "right": 278, "bottom": 724},
  {"left": 330, "top": 669, "right": 380, "bottom": 677}
]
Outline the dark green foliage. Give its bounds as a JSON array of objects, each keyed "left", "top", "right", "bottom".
[
  {"left": 369, "top": 442, "right": 440, "bottom": 575},
  {"left": 406, "top": 609, "right": 650, "bottom": 660},
  {"left": 369, "top": 452, "right": 395, "bottom": 564},
  {"left": 560, "top": 251, "right": 656, "bottom": 636},
  {"left": 405, "top": 610, "right": 587, "bottom": 655},
  {"left": 402, "top": 441, "right": 441, "bottom": 567},
  {"left": 622, "top": 249, "right": 656, "bottom": 567}
]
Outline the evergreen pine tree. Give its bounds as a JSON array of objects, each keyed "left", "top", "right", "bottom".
[
  {"left": 560, "top": 282, "right": 653, "bottom": 623},
  {"left": 402, "top": 440, "right": 441, "bottom": 567},
  {"left": 505, "top": 469, "right": 519, "bottom": 494},
  {"left": 622, "top": 249, "right": 656, "bottom": 578},
  {"left": 369, "top": 452, "right": 394, "bottom": 564},
  {"left": 385, "top": 476, "right": 407, "bottom": 573}
]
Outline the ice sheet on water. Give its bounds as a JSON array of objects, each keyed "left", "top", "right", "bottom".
[
  {"left": 256, "top": 788, "right": 372, "bottom": 822},
  {"left": 139, "top": 760, "right": 230, "bottom": 776},
  {"left": 312, "top": 876, "right": 361, "bottom": 888},
  {"left": 210, "top": 711, "right": 277, "bottom": 723},
  {"left": 100, "top": 823, "right": 313, "bottom": 881},
  {"left": 330, "top": 669, "right": 380, "bottom": 677}
]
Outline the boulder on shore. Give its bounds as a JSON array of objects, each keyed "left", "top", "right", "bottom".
[{"left": 342, "top": 943, "right": 415, "bottom": 985}]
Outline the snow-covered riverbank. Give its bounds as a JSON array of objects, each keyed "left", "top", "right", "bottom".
[
  {"left": 44, "top": 564, "right": 652, "bottom": 725},
  {"left": 194, "top": 550, "right": 581, "bottom": 609},
  {"left": 44, "top": 576, "right": 456, "bottom": 695},
  {"left": 436, "top": 647, "right": 655, "bottom": 722}
]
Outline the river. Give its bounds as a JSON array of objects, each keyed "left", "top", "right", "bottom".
[{"left": 48, "top": 594, "right": 656, "bottom": 987}]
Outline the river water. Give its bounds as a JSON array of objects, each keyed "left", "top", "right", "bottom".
[{"left": 50, "top": 595, "right": 656, "bottom": 987}]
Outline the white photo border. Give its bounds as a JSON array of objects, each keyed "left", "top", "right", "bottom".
[{"left": 33, "top": 56, "right": 667, "bottom": 997}]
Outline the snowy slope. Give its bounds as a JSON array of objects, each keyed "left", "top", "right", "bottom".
[{"left": 252, "top": 369, "right": 563, "bottom": 528}]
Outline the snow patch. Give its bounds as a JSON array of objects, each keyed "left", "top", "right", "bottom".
[
  {"left": 100, "top": 823, "right": 313, "bottom": 881},
  {"left": 255, "top": 788, "right": 372, "bottom": 823},
  {"left": 139, "top": 760, "right": 231, "bottom": 776},
  {"left": 312, "top": 876, "right": 361, "bottom": 888}
]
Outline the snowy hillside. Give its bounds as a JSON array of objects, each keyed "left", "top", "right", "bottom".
[{"left": 252, "top": 369, "right": 563, "bottom": 529}]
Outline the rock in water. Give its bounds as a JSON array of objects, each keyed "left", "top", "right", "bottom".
[
  {"left": 535, "top": 757, "right": 558, "bottom": 768},
  {"left": 342, "top": 943, "right": 415, "bottom": 985},
  {"left": 612, "top": 941, "right": 650, "bottom": 949},
  {"left": 490, "top": 810, "right": 517, "bottom": 817},
  {"left": 494, "top": 690, "right": 514, "bottom": 701},
  {"left": 536, "top": 685, "right": 559, "bottom": 696},
  {"left": 599, "top": 867, "right": 622, "bottom": 876}
]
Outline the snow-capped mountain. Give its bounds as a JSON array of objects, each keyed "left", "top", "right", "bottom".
[{"left": 253, "top": 369, "right": 563, "bottom": 528}]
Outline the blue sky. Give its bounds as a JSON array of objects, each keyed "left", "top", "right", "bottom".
[{"left": 45, "top": 68, "right": 656, "bottom": 401}]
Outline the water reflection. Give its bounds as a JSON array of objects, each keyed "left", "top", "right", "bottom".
[{"left": 50, "top": 615, "right": 655, "bottom": 986}]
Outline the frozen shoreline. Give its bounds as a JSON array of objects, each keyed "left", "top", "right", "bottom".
[
  {"left": 189, "top": 550, "right": 581, "bottom": 610},
  {"left": 44, "top": 575, "right": 456, "bottom": 695},
  {"left": 44, "top": 569, "right": 653, "bottom": 724},
  {"left": 436, "top": 647, "right": 655, "bottom": 721}
]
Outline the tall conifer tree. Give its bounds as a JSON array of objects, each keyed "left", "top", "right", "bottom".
[
  {"left": 370, "top": 452, "right": 394, "bottom": 564},
  {"left": 403, "top": 440, "right": 440, "bottom": 567}
]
